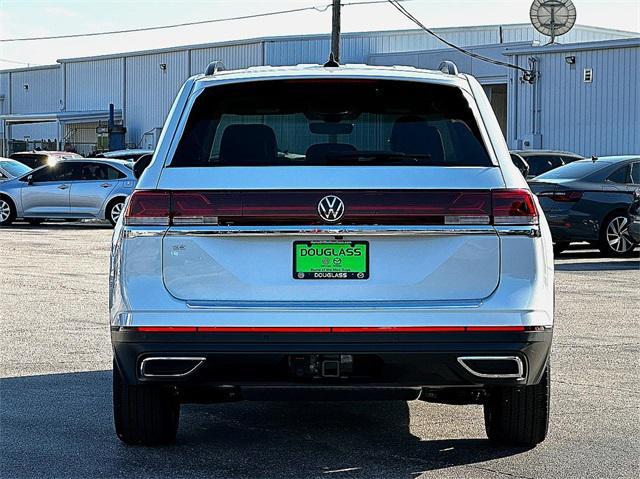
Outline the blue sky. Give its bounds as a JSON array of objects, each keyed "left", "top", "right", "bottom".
[{"left": 0, "top": 0, "right": 638, "bottom": 69}]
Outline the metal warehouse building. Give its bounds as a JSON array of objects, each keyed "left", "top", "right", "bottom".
[{"left": 1, "top": 23, "right": 638, "bottom": 157}]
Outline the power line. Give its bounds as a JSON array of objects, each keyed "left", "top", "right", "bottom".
[
  {"left": 386, "top": 0, "right": 535, "bottom": 82},
  {"left": 0, "top": 4, "right": 331, "bottom": 42},
  {"left": 0, "top": 0, "right": 402, "bottom": 43},
  {"left": 0, "top": 57, "right": 40, "bottom": 66}
]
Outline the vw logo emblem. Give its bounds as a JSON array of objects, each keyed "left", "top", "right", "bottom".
[{"left": 317, "top": 195, "right": 345, "bottom": 223}]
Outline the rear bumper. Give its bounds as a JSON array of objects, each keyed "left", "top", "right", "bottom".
[
  {"left": 545, "top": 211, "right": 600, "bottom": 242},
  {"left": 112, "top": 329, "right": 552, "bottom": 391}
]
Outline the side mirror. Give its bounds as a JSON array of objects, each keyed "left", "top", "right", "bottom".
[
  {"left": 27, "top": 174, "right": 34, "bottom": 185},
  {"left": 133, "top": 154, "right": 153, "bottom": 179}
]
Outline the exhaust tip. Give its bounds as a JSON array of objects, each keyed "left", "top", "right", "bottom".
[
  {"left": 457, "top": 356, "right": 524, "bottom": 380},
  {"left": 139, "top": 356, "right": 206, "bottom": 378}
]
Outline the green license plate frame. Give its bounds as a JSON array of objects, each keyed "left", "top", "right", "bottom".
[{"left": 293, "top": 241, "right": 369, "bottom": 280}]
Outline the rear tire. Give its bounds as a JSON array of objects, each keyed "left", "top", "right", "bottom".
[
  {"left": 0, "top": 196, "right": 16, "bottom": 226},
  {"left": 484, "top": 364, "right": 550, "bottom": 447},
  {"left": 113, "top": 360, "right": 180, "bottom": 446},
  {"left": 107, "top": 199, "right": 125, "bottom": 226},
  {"left": 598, "top": 213, "right": 637, "bottom": 257}
]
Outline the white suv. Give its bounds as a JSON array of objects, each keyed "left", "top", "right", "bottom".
[{"left": 110, "top": 63, "right": 554, "bottom": 447}]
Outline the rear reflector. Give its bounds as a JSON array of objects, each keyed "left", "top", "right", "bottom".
[
  {"left": 129, "top": 326, "right": 528, "bottom": 333},
  {"left": 123, "top": 189, "right": 539, "bottom": 227}
]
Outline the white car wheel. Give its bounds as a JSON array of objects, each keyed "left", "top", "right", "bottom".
[
  {"left": 109, "top": 201, "right": 125, "bottom": 226},
  {"left": 605, "top": 216, "right": 635, "bottom": 254},
  {"left": 0, "top": 198, "right": 14, "bottom": 225}
]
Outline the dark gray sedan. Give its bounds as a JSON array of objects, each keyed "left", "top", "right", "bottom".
[{"left": 529, "top": 156, "right": 640, "bottom": 256}]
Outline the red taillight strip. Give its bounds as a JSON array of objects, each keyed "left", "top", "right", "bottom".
[
  {"left": 197, "top": 326, "right": 331, "bottom": 333},
  {"left": 331, "top": 326, "right": 466, "bottom": 333},
  {"left": 465, "top": 326, "right": 526, "bottom": 332},
  {"left": 136, "top": 327, "right": 198, "bottom": 332},
  {"left": 130, "top": 326, "right": 529, "bottom": 333}
]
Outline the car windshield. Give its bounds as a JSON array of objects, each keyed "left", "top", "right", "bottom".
[
  {"left": 535, "top": 160, "right": 604, "bottom": 180},
  {"left": 171, "top": 79, "right": 493, "bottom": 167},
  {"left": 0, "top": 160, "right": 31, "bottom": 177}
]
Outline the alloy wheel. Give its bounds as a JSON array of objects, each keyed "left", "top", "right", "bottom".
[
  {"left": 111, "top": 202, "right": 124, "bottom": 224},
  {"left": 606, "top": 216, "right": 635, "bottom": 253},
  {"left": 0, "top": 199, "right": 11, "bottom": 223}
]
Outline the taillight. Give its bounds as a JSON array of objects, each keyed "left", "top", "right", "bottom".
[
  {"left": 492, "top": 189, "right": 539, "bottom": 225},
  {"left": 123, "top": 189, "right": 540, "bottom": 227},
  {"left": 172, "top": 192, "right": 219, "bottom": 225},
  {"left": 537, "top": 191, "right": 583, "bottom": 202},
  {"left": 123, "top": 191, "right": 171, "bottom": 225}
]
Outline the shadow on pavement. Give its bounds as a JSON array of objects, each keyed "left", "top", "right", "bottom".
[
  {"left": 555, "top": 247, "right": 639, "bottom": 271},
  {"left": 0, "top": 371, "right": 527, "bottom": 479},
  {"left": 555, "top": 259, "right": 639, "bottom": 272},
  {"left": 1, "top": 221, "right": 112, "bottom": 231}
]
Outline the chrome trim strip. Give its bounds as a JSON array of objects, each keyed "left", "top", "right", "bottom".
[
  {"left": 186, "top": 299, "right": 483, "bottom": 310},
  {"left": 166, "top": 225, "right": 497, "bottom": 237},
  {"left": 495, "top": 225, "right": 541, "bottom": 237},
  {"left": 139, "top": 356, "right": 207, "bottom": 378},
  {"left": 123, "top": 226, "right": 168, "bottom": 239},
  {"left": 457, "top": 356, "right": 525, "bottom": 380}
]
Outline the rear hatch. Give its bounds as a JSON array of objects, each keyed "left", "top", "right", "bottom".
[{"left": 136, "top": 78, "right": 519, "bottom": 304}]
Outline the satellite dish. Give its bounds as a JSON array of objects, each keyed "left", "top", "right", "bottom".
[{"left": 530, "top": 0, "right": 577, "bottom": 44}]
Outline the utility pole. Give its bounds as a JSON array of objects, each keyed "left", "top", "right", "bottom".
[{"left": 331, "top": 0, "right": 341, "bottom": 63}]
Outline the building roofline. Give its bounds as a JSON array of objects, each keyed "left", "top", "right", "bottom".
[
  {"left": 1, "top": 23, "right": 637, "bottom": 72},
  {"left": 0, "top": 64, "right": 60, "bottom": 74},
  {"left": 51, "top": 23, "right": 638, "bottom": 64},
  {"left": 368, "top": 40, "right": 533, "bottom": 59},
  {"left": 504, "top": 37, "right": 640, "bottom": 55}
]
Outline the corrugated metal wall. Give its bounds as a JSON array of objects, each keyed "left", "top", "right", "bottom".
[
  {"left": 8, "top": 66, "right": 60, "bottom": 114},
  {"left": 190, "top": 42, "right": 263, "bottom": 74},
  {"left": 64, "top": 58, "right": 124, "bottom": 111},
  {"left": 369, "top": 44, "right": 519, "bottom": 83},
  {"left": 63, "top": 122, "right": 99, "bottom": 156},
  {"left": 0, "top": 72, "right": 9, "bottom": 115},
  {"left": 12, "top": 122, "right": 58, "bottom": 141},
  {"left": 509, "top": 43, "right": 640, "bottom": 156},
  {"left": 125, "top": 50, "right": 189, "bottom": 145}
]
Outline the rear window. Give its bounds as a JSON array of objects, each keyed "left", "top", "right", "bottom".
[
  {"left": 525, "top": 155, "right": 564, "bottom": 176},
  {"left": 171, "top": 80, "right": 492, "bottom": 167},
  {"left": 536, "top": 160, "right": 603, "bottom": 180}
]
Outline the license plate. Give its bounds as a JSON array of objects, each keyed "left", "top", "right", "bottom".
[{"left": 293, "top": 241, "right": 369, "bottom": 279}]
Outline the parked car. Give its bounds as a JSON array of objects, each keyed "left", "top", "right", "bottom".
[
  {"left": 110, "top": 64, "right": 554, "bottom": 448},
  {"left": 510, "top": 149, "right": 583, "bottom": 179},
  {"left": 0, "top": 158, "right": 136, "bottom": 226},
  {"left": 9, "top": 150, "right": 83, "bottom": 169},
  {"left": 0, "top": 158, "right": 31, "bottom": 181},
  {"left": 97, "top": 149, "right": 153, "bottom": 162},
  {"left": 628, "top": 189, "right": 640, "bottom": 243},
  {"left": 530, "top": 156, "right": 640, "bottom": 256},
  {"left": 509, "top": 153, "right": 530, "bottom": 178}
]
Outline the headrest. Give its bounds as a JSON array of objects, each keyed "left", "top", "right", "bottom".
[
  {"left": 390, "top": 118, "right": 445, "bottom": 163},
  {"left": 219, "top": 124, "right": 277, "bottom": 165}
]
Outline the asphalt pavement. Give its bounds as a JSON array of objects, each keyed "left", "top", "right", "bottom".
[{"left": 0, "top": 222, "right": 638, "bottom": 479}]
